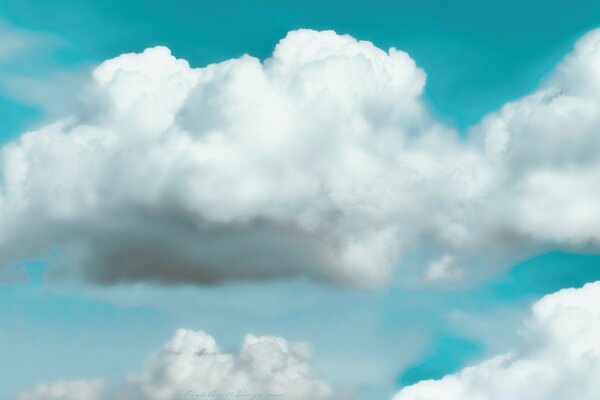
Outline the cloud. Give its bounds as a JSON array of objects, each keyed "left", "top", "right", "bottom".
[
  {"left": 16, "top": 329, "right": 334, "bottom": 400},
  {"left": 1, "top": 28, "right": 600, "bottom": 286},
  {"left": 0, "top": 19, "right": 89, "bottom": 133},
  {"left": 393, "top": 280, "right": 600, "bottom": 400},
  {"left": 424, "top": 255, "right": 463, "bottom": 282},
  {"left": 0, "top": 21, "right": 55, "bottom": 61}
]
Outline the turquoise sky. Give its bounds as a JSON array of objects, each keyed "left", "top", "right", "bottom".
[{"left": 2, "top": 1, "right": 600, "bottom": 399}]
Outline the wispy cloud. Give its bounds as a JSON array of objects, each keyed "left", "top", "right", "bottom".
[{"left": 0, "top": 20, "right": 90, "bottom": 135}]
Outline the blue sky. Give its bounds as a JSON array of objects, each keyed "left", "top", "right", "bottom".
[{"left": 2, "top": 1, "right": 600, "bottom": 399}]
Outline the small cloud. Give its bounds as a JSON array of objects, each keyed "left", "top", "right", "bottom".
[
  {"left": 16, "top": 329, "right": 334, "bottom": 400},
  {"left": 424, "top": 255, "right": 464, "bottom": 282}
]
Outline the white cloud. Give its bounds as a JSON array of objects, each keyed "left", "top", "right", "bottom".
[
  {"left": 393, "top": 280, "right": 600, "bottom": 400},
  {"left": 16, "top": 329, "right": 333, "bottom": 400},
  {"left": 1, "top": 28, "right": 600, "bottom": 286},
  {"left": 0, "top": 21, "right": 54, "bottom": 61},
  {"left": 424, "top": 255, "right": 463, "bottom": 282},
  {"left": 0, "top": 20, "right": 88, "bottom": 125},
  {"left": 16, "top": 380, "right": 107, "bottom": 400}
]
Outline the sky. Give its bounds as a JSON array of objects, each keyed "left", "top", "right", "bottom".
[{"left": 2, "top": 1, "right": 600, "bottom": 399}]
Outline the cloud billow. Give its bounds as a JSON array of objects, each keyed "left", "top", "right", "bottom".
[
  {"left": 16, "top": 329, "right": 333, "bottom": 400},
  {"left": 2, "top": 28, "right": 600, "bottom": 286}
]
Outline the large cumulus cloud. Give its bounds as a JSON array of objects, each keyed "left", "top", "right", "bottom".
[
  {"left": 1, "top": 28, "right": 600, "bottom": 286},
  {"left": 393, "top": 280, "right": 600, "bottom": 400},
  {"left": 16, "top": 329, "right": 333, "bottom": 400}
]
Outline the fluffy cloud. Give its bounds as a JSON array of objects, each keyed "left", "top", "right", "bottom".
[
  {"left": 16, "top": 329, "right": 333, "bottom": 400},
  {"left": 393, "top": 280, "right": 600, "bottom": 400},
  {"left": 1, "top": 28, "right": 600, "bottom": 286}
]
